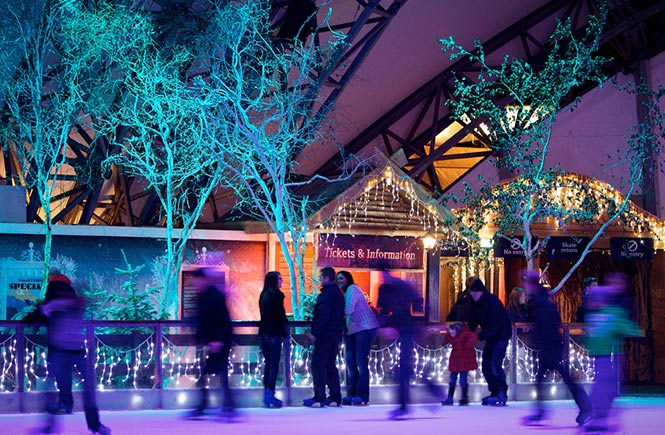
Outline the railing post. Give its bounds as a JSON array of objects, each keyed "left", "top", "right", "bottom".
[
  {"left": 155, "top": 322, "right": 163, "bottom": 408},
  {"left": 563, "top": 324, "right": 571, "bottom": 376},
  {"left": 283, "top": 333, "right": 292, "bottom": 406},
  {"left": 16, "top": 324, "right": 25, "bottom": 412},
  {"left": 86, "top": 321, "right": 95, "bottom": 389},
  {"left": 510, "top": 323, "right": 517, "bottom": 399}
]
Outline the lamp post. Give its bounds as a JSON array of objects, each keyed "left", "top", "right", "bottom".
[{"left": 422, "top": 233, "right": 441, "bottom": 322}]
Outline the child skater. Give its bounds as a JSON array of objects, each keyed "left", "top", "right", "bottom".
[{"left": 441, "top": 322, "right": 478, "bottom": 405}]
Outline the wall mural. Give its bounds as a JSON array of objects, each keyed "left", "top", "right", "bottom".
[{"left": 0, "top": 234, "right": 265, "bottom": 321}]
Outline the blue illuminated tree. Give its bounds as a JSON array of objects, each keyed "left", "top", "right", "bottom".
[
  {"left": 440, "top": 3, "right": 663, "bottom": 292},
  {"left": 197, "top": 1, "right": 356, "bottom": 318},
  {"left": 99, "top": 11, "right": 223, "bottom": 318},
  {"left": 0, "top": 0, "right": 128, "bottom": 291}
]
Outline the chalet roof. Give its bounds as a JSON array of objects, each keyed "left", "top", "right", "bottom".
[
  {"left": 454, "top": 171, "right": 665, "bottom": 249},
  {"left": 308, "top": 151, "right": 458, "bottom": 237}
]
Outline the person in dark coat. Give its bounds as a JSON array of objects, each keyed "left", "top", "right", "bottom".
[
  {"left": 303, "top": 266, "right": 345, "bottom": 407},
  {"left": 188, "top": 267, "right": 237, "bottom": 420},
  {"left": 446, "top": 285, "right": 472, "bottom": 322},
  {"left": 467, "top": 276, "right": 512, "bottom": 406},
  {"left": 33, "top": 271, "right": 111, "bottom": 435},
  {"left": 506, "top": 287, "right": 530, "bottom": 324},
  {"left": 259, "top": 271, "right": 288, "bottom": 408},
  {"left": 575, "top": 276, "right": 598, "bottom": 323},
  {"left": 441, "top": 322, "right": 478, "bottom": 406},
  {"left": 377, "top": 264, "right": 443, "bottom": 419},
  {"left": 521, "top": 270, "right": 592, "bottom": 427}
]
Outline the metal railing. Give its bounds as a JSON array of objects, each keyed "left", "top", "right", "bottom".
[{"left": 0, "top": 320, "right": 600, "bottom": 410}]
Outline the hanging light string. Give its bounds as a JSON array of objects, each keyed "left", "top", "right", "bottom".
[
  {"left": 95, "top": 333, "right": 155, "bottom": 390},
  {"left": 318, "top": 165, "right": 447, "bottom": 240},
  {"left": 0, "top": 335, "right": 17, "bottom": 392},
  {"left": 454, "top": 172, "right": 665, "bottom": 249}
]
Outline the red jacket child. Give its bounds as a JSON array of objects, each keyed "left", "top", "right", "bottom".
[{"left": 442, "top": 322, "right": 478, "bottom": 372}]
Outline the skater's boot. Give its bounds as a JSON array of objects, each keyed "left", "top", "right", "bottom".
[
  {"left": 459, "top": 385, "right": 469, "bottom": 406},
  {"left": 264, "top": 389, "right": 283, "bottom": 408},
  {"left": 441, "top": 384, "right": 455, "bottom": 406}
]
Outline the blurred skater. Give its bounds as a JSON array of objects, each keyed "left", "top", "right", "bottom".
[
  {"left": 440, "top": 322, "right": 477, "bottom": 406},
  {"left": 584, "top": 277, "right": 644, "bottom": 432},
  {"left": 376, "top": 263, "right": 443, "bottom": 419},
  {"left": 187, "top": 267, "right": 238, "bottom": 421},
  {"left": 521, "top": 270, "right": 592, "bottom": 427},
  {"left": 32, "top": 271, "right": 111, "bottom": 434},
  {"left": 337, "top": 270, "right": 379, "bottom": 406},
  {"left": 259, "top": 271, "right": 288, "bottom": 408}
]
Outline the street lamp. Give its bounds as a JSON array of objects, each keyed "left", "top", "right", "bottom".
[{"left": 422, "top": 232, "right": 438, "bottom": 250}]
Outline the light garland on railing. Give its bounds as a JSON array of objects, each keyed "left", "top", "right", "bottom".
[
  {"left": 24, "top": 336, "right": 48, "bottom": 392},
  {"left": 569, "top": 336, "right": 595, "bottom": 382},
  {"left": 95, "top": 333, "right": 155, "bottom": 390},
  {"left": 235, "top": 346, "right": 263, "bottom": 387},
  {"left": 162, "top": 335, "right": 201, "bottom": 388},
  {"left": 287, "top": 337, "right": 347, "bottom": 387},
  {"left": 10, "top": 330, "right": 599, "bottom": 392},
  {"left": 369, "top": 340, "right": 399, "bottom": 384},
  {"left": 0, "top": 335, "right": 17, "bottom": 392}
]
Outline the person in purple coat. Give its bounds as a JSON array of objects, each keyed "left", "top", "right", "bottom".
[
  {"left": 187, "top": 267, "right": 237, "bottom": 421},
  {"left": 33, "top": 272, "right": 111, "bottom": 435},
  {"left": 377, "top": 264, "right": 443, "bottom": 419}
]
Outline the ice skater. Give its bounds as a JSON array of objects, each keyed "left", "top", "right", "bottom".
[
  {"left": 520, "top": 269, "right": 592, "bottom": 427},
  {"left": 32, "top": 271, "right": 111, "bottom": 434},
  {"left": 376, "top": 262, "right": 443, "bottom": 419},
  {"left": 187, "top": 267, "right": 238, "bottom": 421},
  {"left": 259, "top": 271, "right": 288, "bottom": 408},
  {"left": 440, "top": 322, "right": 478, "bottom": 406},
  {"left": 467, "top": 277, "right": 512, "bottom": 406},
  {"left": 584, "top": 277, "right": 643, "bottom": 432}
]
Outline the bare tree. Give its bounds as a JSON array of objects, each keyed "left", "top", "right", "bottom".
[
  {"left": 440, "top": 4, "right": 662, "bottom": 292},
  {"left": 0, "top": 0, "right": 123, "bottom": 290},
  {"left": 99, "top": 9, "right": 223, "bottom": 318},
  {"left": 196, "top": 1, "right": 354, "bottom": 318}
]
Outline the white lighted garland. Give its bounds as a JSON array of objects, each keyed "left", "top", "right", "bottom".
[
  {"left": 9, "top": 329, "right": 597, "bottom": 392},
  {"left": 0, "top": 335, "right": 17, "bottom": 392}
]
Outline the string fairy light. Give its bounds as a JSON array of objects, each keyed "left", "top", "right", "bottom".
[
  {"left": 454, "top": 172, "right": 665, "bottom": 249},
  {"left": 318, "top": 165, "right": 445, "bottom": 238},
  {"left": 0, "top": 335, "right": 17, "bottom": 392},
  {"left": 6, "top": 325, "right": 601, "bottom": 393}
]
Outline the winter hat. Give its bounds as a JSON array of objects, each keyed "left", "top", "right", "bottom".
[
  {"left": 47, "top": 270, "right": 71, "bottom": 285},
  {"left": 469, "top": 278, "right": 487, "bottom": 293}
]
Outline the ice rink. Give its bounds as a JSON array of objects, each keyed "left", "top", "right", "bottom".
[{"left": 4, "top": 397, "right": 664, "bottom": 435}]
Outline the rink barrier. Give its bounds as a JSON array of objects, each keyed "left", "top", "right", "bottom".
[{"left": 0, "top": 321, "right": 607, "bottom": 412}]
